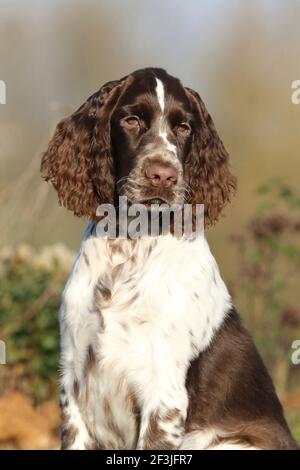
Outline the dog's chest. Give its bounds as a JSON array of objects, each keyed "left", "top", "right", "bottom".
[
  {"left": 95, "top": 236, "right": 224, "bottom": 378},
  {"left": 62, "top": 234, "right": 230, "bottom": 449}
]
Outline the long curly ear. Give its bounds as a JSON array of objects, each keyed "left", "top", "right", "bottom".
[
  {"left": 184, "top": 87, "right": 236, "bottom": 226},
  {"left": 41, "top": 79, "right": 126, "bottom": 218}
]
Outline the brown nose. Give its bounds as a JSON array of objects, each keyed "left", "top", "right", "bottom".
[{"left": 145, "top": 164, "right": 178, "bottom": 188}]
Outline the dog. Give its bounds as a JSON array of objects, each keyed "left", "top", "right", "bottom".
[{"left": 41, "top": 67, "right": 298, "bottom": 450}]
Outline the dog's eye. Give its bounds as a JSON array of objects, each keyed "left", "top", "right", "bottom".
[
  {"left": 175, "top": 122, "right": 192, "bottom": 137},
  {"left": 121, "top": 115, "right": 140, "bottom": 130}
]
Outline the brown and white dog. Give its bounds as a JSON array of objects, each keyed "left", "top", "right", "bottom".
[{"left": 41, "top": 67, "right": 298, "bottom": 450}]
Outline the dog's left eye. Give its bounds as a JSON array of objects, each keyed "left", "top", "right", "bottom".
[
  {"left": 175, "top": 122, "right": 192, "bottom": 137},
  {"left": 121, "top": 115, "right": 141, "bottom": 130}
]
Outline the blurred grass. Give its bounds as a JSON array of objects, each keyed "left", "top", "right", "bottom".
[{"left": 286, "top": 411, "right": 300, "bottom": 444}]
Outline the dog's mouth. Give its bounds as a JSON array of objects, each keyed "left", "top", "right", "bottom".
[{"left": 141, "top": 197, "right": 169, "bottom": 206}]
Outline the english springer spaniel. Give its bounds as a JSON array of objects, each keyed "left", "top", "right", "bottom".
[{"left": 41, "top": 67, "right": 298, "bottom": 450}]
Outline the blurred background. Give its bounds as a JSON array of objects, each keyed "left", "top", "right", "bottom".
[{"left": 0, "top": 0, "right": 300, "bottom": 449}]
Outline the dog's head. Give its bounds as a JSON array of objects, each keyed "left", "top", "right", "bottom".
[{"left": 41, "top": 67, "right": 236, "bottom": 225}]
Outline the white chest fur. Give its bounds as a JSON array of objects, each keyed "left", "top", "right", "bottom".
[{"left": 60, "top": 225, "right": 232, "bottom": 449}]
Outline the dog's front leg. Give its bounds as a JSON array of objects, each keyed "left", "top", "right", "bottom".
[
  {"left": 136, "top": 377, "right": 188, "bottom": 450},
  {"left": 58, "top": 241, "right": 104, "bottom": 450},
  {"left": 59, "top": 308, "right": 99, "bottom": 450},
  {"left": 60, "top": 375, "right": 92, "bottom": 450},
  {"left": 59, "top": 330, "right": 94, "bottom": 450}
]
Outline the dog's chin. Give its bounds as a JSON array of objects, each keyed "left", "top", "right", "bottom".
[
  {"left": 118, "top": 191, "right": 184, "bottom": 211},
  {"left": 137, "top": 197, "right": 183, "bottom": 213},
  {"left": 141, "top": 197, "right": 170, "bottom": 208}
]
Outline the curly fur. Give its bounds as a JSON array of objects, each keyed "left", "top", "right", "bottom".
[
  {"left": 41, "top": 78, "right": 129, "bottom": 218},
  {"left": 184, "top": 87, "right": 236, "bottom": 225}
]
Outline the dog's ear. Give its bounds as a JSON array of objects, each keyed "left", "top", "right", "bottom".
[
  {"left": 41, "top": 78, "right": 128, "bottom": 218},
  {"left": 184, "top": 87, "right": 236, "bottom": 226}
]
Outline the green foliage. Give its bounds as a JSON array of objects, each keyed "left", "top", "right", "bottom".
[
  {"left": 286, "top": 410, "right": 300, "bottom": 444},
  {"left": 231, "top": 179, "right": 300, "bottom": 391},
  {"left": 0, "top": 247, "right": 69, "bottom": 402},
  {"left": 230, "top": 180, "right": 300, "bottom": 441}
]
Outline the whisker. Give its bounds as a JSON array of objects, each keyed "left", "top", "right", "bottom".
[
  {"left": 116, "top": 176, "right": 128, "bottom": 184},
  {"left": 183, "top": 184, "right": 192, "bottom": 198}
]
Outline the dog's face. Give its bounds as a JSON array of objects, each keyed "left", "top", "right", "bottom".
[
  {"left": 41, "top": 67, "right": 236, "bottom": 225},
  {"left": 111, "top": 69, "right": 193, "bottom": 207}
]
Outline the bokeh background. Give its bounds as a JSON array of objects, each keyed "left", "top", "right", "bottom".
[{"left": 0, "top": 0, "right": 300, "bottom": 449}]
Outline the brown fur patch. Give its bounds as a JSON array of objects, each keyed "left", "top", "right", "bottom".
[
  {"left": 85, "top": 345, "right": 96, "bottom": 375},
  {"left": 120, "top": 322, "right": 128, "bottom": 331},
  {"left": 83, "top": 251, "right": 90, "bottom": 267},
  {"left": 73, "top": 379, "right": 79, "bottom": 401},
  {"left": 185, "top": 307, "right": 299, "bottom": 450},
  {"left": 94, "top": 278, "right": 112, "bottom": 305},
  {"left": 142, "top": 409, "right": 184, "bottom": 450},
  {"left": 108, "top": 241, "right": 125, "bottom": 255},
  {"left": 61, "top": 422, "right": 78, "bottom": 450},
  {"left": 85, "top": 439, "right": 105, "bottom": 450},
  {"left": 184, "top": 87, "right": 236, "bottom": 227}
]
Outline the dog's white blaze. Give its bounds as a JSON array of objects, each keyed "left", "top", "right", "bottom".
[
  {"left": 155, "top": 78, "right": 165, "bottom": 111},
  {"left": 159, "top": 125, "right": 177, "bottom": 154},
  {"left": 155, "top": 78, "right": 177, "bottom": 154}
]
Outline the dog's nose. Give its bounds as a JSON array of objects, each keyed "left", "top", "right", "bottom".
[{"left": 145, "top": 164, "right": 178, "bottom": 188}]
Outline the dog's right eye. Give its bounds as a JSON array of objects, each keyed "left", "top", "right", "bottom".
[{"left": 121, "top": 115, "right": 140, "bottom": 130}]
